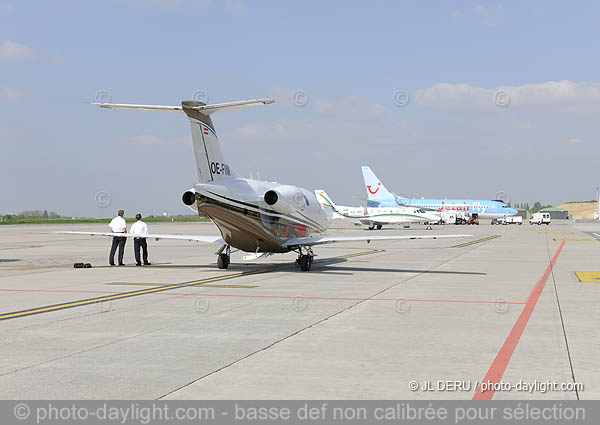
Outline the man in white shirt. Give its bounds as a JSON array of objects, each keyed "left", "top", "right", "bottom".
[
  {"left": 108, "top": 210, "right": 127, "bottom": 266},
  {"left": 130, "top": 213, "right": 151, "bottom": 266}
]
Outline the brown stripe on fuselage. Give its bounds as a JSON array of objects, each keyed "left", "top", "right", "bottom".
[{"left": 197, "top": 196, "right": 315, "bottom": 253}]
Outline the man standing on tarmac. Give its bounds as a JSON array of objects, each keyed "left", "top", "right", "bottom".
[
  {"left": 130, "top": 213, "right": 151, "bottom": 266},
  {"left": 108, "top": 210, "right": 127, "bottom": 266}
]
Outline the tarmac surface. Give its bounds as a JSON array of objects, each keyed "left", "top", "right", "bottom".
[{"left": 0, "top": 220, "right": 599, "bottom": 400}]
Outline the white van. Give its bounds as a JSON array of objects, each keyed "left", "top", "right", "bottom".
[
  {"left": 529, "top": 212, "right": 551, "bottom": 225},
  {"left": 440, "top": 211, "right": 456, "bottom": 224},
  {"left": 505, "top": 216, "right": 523, "bottom": 225}
]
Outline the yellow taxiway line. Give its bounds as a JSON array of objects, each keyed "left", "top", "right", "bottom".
[
  {"left": 452, "top": 235, "right": 501, "bottom": 248},
  {"left": 107, "top": 282, "right": 259, "bottom": 289},
  {"left": 0, "top": 248, "right": 384, "bottom": 321}
]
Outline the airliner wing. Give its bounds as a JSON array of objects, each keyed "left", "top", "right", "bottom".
[
  {"left": 282, "top": 234, "right": 471, "bottom": 247},
  {"left": 55, "top": 231, "right": 225, "bottom": 244}
]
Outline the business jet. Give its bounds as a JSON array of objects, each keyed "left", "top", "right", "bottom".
[
  {"left": 58, "top": 98, "right": 469, "bottom": 271},
  {"left": 362, "top": 166, "right": 518, "bottom": 219},
  {"left": 315, "top": 190, "right": 440, "bottom": 230}
]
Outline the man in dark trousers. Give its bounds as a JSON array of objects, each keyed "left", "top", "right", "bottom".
[
  {"left": 108, "top": 210, "right": 127, "bottom": 266},
  {"left": 130, "top": 213, "right": 151, "bottom": 266}
]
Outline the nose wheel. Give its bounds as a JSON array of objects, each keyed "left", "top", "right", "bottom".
[
  {"left": 296, "top": 246, "right": 314, "bottom": 271},
  {"left": 217, "top": 245, "right": 231, "bottom": 269}
]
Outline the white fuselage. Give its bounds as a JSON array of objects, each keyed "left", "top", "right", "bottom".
[
  {"left": 188, "top": 178, "right": 329, "bottom": 253},
  {"left": 331, "top": 204, "right": 440, "bottom": 225}
]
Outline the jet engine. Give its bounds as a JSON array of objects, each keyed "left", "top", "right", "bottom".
[
  {"left": 182, "top": 191, "right": 196, "bottom": 206},
  {"left": 264, "top": 185, "right": 309, "bottom": 214}
]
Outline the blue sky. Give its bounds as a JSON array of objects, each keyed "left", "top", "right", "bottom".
[{"left": 2, "top": 1, "right": 600, "bottom": 216}]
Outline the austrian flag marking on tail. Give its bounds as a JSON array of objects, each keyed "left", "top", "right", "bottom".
[{"left": 202, "top": 126, "right": 209, "bottom": 135}]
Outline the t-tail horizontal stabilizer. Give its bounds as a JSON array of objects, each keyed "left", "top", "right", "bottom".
[{"left": 92, "top": 97, "right": 274, "bottom": 183}]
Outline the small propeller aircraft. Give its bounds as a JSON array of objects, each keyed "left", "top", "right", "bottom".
[{"left": 58, "top": 97, "right": 469, "bottom": 271}]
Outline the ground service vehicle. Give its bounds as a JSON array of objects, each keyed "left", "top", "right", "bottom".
[{"left": 529, "top": 212, "right": 551, "bottom": 225}]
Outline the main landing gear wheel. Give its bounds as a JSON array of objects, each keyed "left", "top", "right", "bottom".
[
  {"left": 368, "top": 224, "right": 375, "bottom": 230},
  {"left": 296, "top": 247, "right": 314, "bottom": 271},
  {"left": 376, "top": 224, "right": 382, "bottom": 230},
  {"left": 217, "top": 245, "right": 231, "bottom": 269},
  {"left": 217, "top": 253, "right": 229, "bottom": 269},
  {"left": 299, "top": 255, "right": 312, "bottom": 271}
]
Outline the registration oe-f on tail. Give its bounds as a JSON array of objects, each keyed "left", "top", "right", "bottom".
[{"left": 58, "top": 97, "right": 469, "bottom": 271}]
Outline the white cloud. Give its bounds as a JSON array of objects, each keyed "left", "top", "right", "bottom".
[
  {"left": 0, "top": 87, "right": 23, "bottom": 101},
  {"left": 473, "top": 4, "right": 504, "bottom": 27},
  {"left": 267, "top": 88, "right": 390, "bottom": 118},
  {"left": 568, "top": 138, "right": 585, "bottom": 144},
  {"left": 0, "top": 40, "right": 37, "bottom": 61},
  {"left": 414, "top": 80, "right": 600, "bottom": 110}
]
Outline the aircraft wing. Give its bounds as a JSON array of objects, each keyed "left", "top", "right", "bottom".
[
  {"left": 55, "top": 231, "right": 225, "bottom": 244},
  {"left": 282, "top": 234, "right": 471, "bottom": 247}
]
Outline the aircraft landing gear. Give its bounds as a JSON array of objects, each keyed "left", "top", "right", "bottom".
[
  {"left": 368, "top": 224, "right": 375, "bottom": 230},
  {"left": 217, "top": 245, "right": 231, "bottom": 269},
  {"left": 296, "top": 246, "right": 314, "bottom": 271},
  {"left": 376, "top": 224, "right": 382, "bottom": 230}
]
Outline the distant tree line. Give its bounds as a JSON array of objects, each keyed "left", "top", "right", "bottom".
[
  {"left": 512, "top": 202, "right": 554, "bottom": 214},
  {"left": 1, "top": 210, "right": 62, "bottom": 221},
  {"left": 513, "top": 202, "right": 530, "bottom": 211}
]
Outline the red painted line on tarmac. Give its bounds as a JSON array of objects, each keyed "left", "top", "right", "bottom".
[
  {"left": 472, "top": 241, "right": 566, "bottom": 400},
  {"left": 0, "top": 288, "right": 525, "bottom": 305}
]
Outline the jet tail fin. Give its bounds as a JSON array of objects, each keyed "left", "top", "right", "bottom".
[
  {"left": 93, "top": 98, "right": 274, "bottom": 183},
  {"left": 361, "top": 166, "right": 396, "bottom": 204},
  {"left": 314, "top": 190, "right": 343, "bottom": 219}
]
